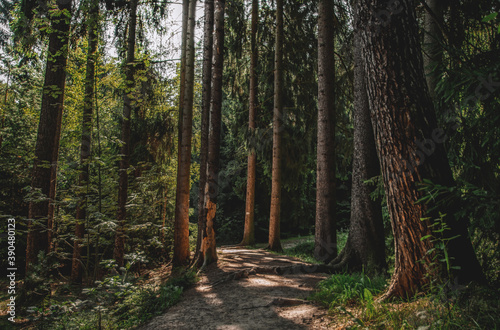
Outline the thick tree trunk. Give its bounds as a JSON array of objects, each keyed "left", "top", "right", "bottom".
[
  {"left": 268, "top": 0, "right": 283, "bottom": 252},
  {"left": 173, "top": 0, "right": 196, "bottom": 266},
  {"left": 240, "top": 0, "right": 259, "bottom": 247},
  {"left": 196, "top": 0, "right": 214, "bottom": 255},
  {"left": 200, "top": 0, "right": 225, "bottom": 267},
  {"left": 26, "top": 0, "right": 72, "bottom": 273},
  {"left": 114, "top": 0, "right": 137, "bottom": 267},
  {"left": 315, "top": 0, "right": 337, "bottom": 263},
  {"left": 423, "top": 0, "right": 444, "bottom": 100},
  {"left": 329, "top": 7, "right": 386, "bottom": 273},
  {"left": 355, "top": 0, "right": 485, "bottom": 300},
  {"left": 71, "top": 0, "right": 99, "bottom": 283}
]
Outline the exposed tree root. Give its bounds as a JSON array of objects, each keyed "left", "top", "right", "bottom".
[
  {"left": 205, "top": 263, "right": 341, "bottom": 289},
  {"left": 238, "top": 298, "right": 312, "bottom": 310}
]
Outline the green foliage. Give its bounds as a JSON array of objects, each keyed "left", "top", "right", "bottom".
[
  {"left": 283, "top": 241, "right": 318, "bottom": 263},
  {"left": 279, "top": 231, "right": 349, "bottom": 264},
  {"left": 431, "top": 0, "right": 500, "bottom": 291},
  {"left": 311, "top": 273, "right": 499, "bottom": 329},
  {"left": 22, "top": 270, "right": 197, "bottom": 329},
  {"left": 417, "top": 179, "right": 500, "bottom": 286},
  {"left": 311, "top": 272, "right": 387, "bottom": 308},
  {"left": 419, "top": 213, "right": 459, "bottom": 289}
]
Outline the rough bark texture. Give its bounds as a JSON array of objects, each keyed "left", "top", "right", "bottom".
[
  {"left": 196, "top": 0, "right": 214, "bottom": 255},
  {"left": 356, "top": 0, "right": 485, "bottom": 300},
  {"left": 240, "top": 0, "right": 258, "bottom": 247},
  {"left": 71, "top": 0, "right": 99, "bottom": 283},
  {"left": 315, "top": 0, "right": 337, "bottom": 263},
  {"left": 173, "top": 0, "right": 196, "bottom": 266},
  {"left": 329, "top": 7, "right": 386, "bottom": 273},
  {"left": 26, "top": 0, "right": 72, "bottom": 272},
  {"left": 423, "top": 0, "right": 444, "bottom": 100},
  {"left": 268, "top": 0, "right": 283, "bottom": 253},
  {"left": 200, "top": 0, "right": 225, "bottom": 266},
  {"left": 114, "top": 0, "right": 137, "bottom": 268}
]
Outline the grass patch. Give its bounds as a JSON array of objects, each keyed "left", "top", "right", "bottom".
[
  {"left": 283, "top": 241, "right": 318, "bottom": 263},
  {"left": 311, "top": 272, "right": 387, "bottom": 307},
  {"left": 271, "top": 231, "right": 349, "bottom": 264},
  {"left": 310, "top": 272, "right": 500, "bottom": 329}
]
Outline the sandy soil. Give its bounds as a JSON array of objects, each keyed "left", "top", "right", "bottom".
[{"left": 140, "top": 246, "right": 337, "bottom": 329}]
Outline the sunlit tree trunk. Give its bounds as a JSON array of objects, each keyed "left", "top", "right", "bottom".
[
  {"left": 174, "top": 0, "right": 189, "bottom": 225},
  {"left": 72, "top": 0, "right": 99, "bottom": 283},
  {"left": 26, "top": 0, "right": 72, "bottom": 272},
  {"left": 200, "top": 0, "right": 225, "bottom": 266},
  {"left": 240, "top": 0, "right": 259, "bottom": 247},
  {"left": 315, "top": 0, "right": 337, "bottom": 263},
  {"left": 173, "top": 0, "right": 196, "bottom": 266},
  {"left": 196, "top": 0, "right": 214, "bottom": 255},
  {"left": 268, "top": 0, "right": 283, "bottom": 252},
  {"left": 329, "top": 3, "right": 385, "bottom": 273},
  {"left": 114, "top": 0, "right": 138, "bottom": 267},
  {"left": 356, "top": 0, "right": 485, "bottom": 300}
]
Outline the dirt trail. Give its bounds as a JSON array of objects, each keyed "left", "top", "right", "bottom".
[{"left": 141, "top": 246, "right": 336, "bottom": 329}]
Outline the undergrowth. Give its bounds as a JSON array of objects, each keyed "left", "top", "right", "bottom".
[
  {"left": 310, "top": 272, "right": 500, "bottom": 329},
  {"left": 280, "top": 231, "right": 349, "bottom": 264},
  {"left": 10, "top": 268, "right": 197, "bottom": 330}
]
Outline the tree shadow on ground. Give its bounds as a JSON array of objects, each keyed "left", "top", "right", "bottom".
[{"left": 141, "top": 247, "right": 332, "bottom": 329}]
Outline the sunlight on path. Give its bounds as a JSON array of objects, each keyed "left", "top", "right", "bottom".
[{"left": 141, "top": 247, "right": 334, "bottom": 329}]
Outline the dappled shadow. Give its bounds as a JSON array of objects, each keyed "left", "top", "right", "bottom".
[{"left": 141, "top": 247, "right": 333, "bottom": 329}]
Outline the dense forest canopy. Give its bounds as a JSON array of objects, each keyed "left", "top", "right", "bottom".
[{"left": 0, "top": 0, "right": 499, "bottom": 328}]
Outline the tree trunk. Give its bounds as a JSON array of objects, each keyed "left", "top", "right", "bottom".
[
  {"left": 173, "top": 0, "right": 196, "bottom": 267},
  {"left": 423, "top": 0, "right": 444, "bottom": 100},
  {"left": 329, "top": 4, "right": 386, "bottom": 273},
  {"left": 174, "top": 0, "right": 189, "bottom": 235},
  {"left": 240, "top": 0, "right": 259, "bottom": 247},
  {"left": 71, "top": 0, "right": 99, "bottom": 283},
  {"left": 26, "top": 0, "right": 72, "bottom": 273},
  {"left": 0, "top": 66, "right": 10, "bottom": 150},
  {"left": 268, "top": 0, "right": 283, "bottom": 252},
  {"left": 315, "top": 0, "right": 337, "bottom": 263},
  {"left": 196, "top": 0, "right": 214, "bottom": 255},
  {"left": 355, "top": 0, "right": 485, "bottom": 300},
  {"left": 114, "top": 0, "right": 137, "bottom": 268},
  {"left": 200, "top": 0, "right": 225, "bottom": 267}
]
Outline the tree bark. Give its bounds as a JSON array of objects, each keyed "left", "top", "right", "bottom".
[
  {"left": 240, "top": 0, "right": 259, "bottom": 247},
  {"left": 71, "top": 0, "right": 99, "bottom": 283},
  {"left": 173, "top": 0, "right": 196, "bottom": 266},
  {"left": 315, "top": 0, "right": 337, "bottom": 263},
  {"left": 355, "top": 0, "right": 485, "bottom": 300},
  {"left": 268, "top": 0, "right": 283, "bottom": 252},
  {"left": 423, "top": 0, "right": 444, "bottom": 100},
  {"left": 26, "top": 0, "right": 72, "bottom": 273},
  {"left": 200, "top": 0, "right": 225, "bottom": 267},
  {"left": 175, "top": 0, "right": 189, "bottom": 231},
  {"left": 329, "top": 4, "right": 386, "bottom": 273},
  {"left": 196, "top": 0, "right": 214, "bottom": 255},
  {"left": 114, "top": 0, "right": 137, "bottom": 268}
]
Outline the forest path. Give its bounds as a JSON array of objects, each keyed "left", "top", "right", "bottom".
[{"left": 141, "top": 246, "right": 336, "bottom": 329}]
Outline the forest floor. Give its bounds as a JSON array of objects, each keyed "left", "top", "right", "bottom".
[{"left": 140, "top": 244, "right": 339, "bottom": 330}]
